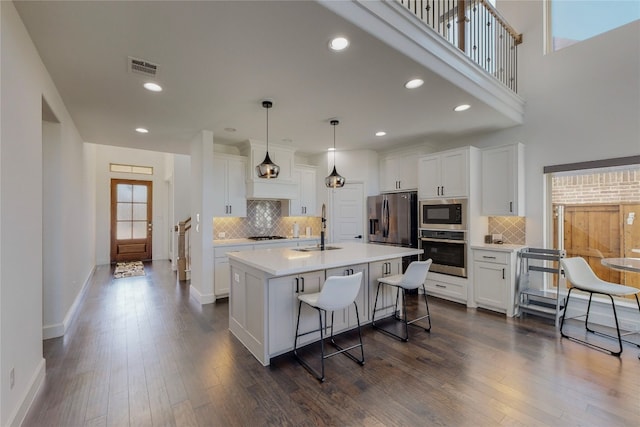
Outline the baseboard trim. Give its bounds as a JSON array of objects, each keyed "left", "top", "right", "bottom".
[
  {"left": 190, "top": 284, "right": 215, "bottom": 305},
  {"left": 8, "top": 358, "right": 46, "bottom": 427},
  {"left": 42, "top": 265, "right": 96, "bottom": 339}
]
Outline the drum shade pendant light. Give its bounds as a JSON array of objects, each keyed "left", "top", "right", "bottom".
[
  {"left": 325, "top": 120, "right": 345, "bottom": 188},
  {"left": 256, "top": 100, "right": 280, "bottom": 179}
]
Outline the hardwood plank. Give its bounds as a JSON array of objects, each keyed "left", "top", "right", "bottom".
[{"left": 21, "top": 261, "right": 640, "bottom": 427}]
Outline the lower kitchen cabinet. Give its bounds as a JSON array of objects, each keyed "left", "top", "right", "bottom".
[
  {"left": 425, "top": 273, "right": 467, "bottom": 304},
  {"left": 268, "top": 270, "right": 325, "bottom": 354},
  {"left": 326, "top": 263, "right": 369, "bottom": 330},
  {"left": 369, "top": 258, "right": 402, "bottom": 319},
  {"left": 472, "top": 248, "right": 518, "bottom": 317},
  {"left": 214, "top": 239, "right": 320, "bottom": 300},
  {"left": 214, "top": 245, "right": 250, "bottom": 298}
]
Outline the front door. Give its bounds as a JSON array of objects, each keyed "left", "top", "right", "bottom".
[{"left": 111, "top": 179, "right": 152, "bottom": 262}]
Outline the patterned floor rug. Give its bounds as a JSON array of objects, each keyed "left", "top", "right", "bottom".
[{"left": 114, "top": 261, "right": 145, "bottom": 279}]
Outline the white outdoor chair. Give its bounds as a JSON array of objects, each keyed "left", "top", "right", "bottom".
[
  {"left": 293, "top": 272, "right": 365, "bottom": 382},
  {"left": 372, "top": 259, "right": 432, "bottom": 342},
  {"left": 560, "top": 257, "right": 640, "bottom": 356}
]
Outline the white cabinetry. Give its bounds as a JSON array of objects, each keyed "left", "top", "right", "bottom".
[
  {"left": 418, "top": 148, "right": 469, "bottom": 199},
  {"left": 212, "top": 154, "right": 247, "bottom": 217},
  {"left": 481, "top": 143, "right": 524, "bottom": 216},
  {"left": 369, "top": 258, "right": 403, "bottom": 318},
  {"left": 214, "top": 239, "right": 318, "bottom": 300},
  {"left": 214, "top": 245, "right": 251, "bottom": 298},
  {"left": 325, "top": 263, "right": 369, "bottom": 330},
  {"left": 380, "top": 153, "right": 418, "bottom": 193},
  {"left": 425, "top": 273, "right": 467, "bottom": 304},
  {"left": 472, "top": 248, "right": 518, "bottom": 316},
  {"left": 288, "top": 165, "right": 317, "bottom": 216},
  {"left": 268, "top": 270, "right": 325, "bottom": 354},
  {"left": 242, "top": 140, "right": 297, "bottom": 199}
]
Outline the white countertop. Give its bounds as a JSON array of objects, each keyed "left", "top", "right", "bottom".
[
  {"left": 471, "top": 243, "right": 527, "bottom": 253},
  {"left": 227, "top": 242, "right": 422, "bottom": 276},
  {"left": 213, "top": 236, "right": 320, "bottom": 247}
]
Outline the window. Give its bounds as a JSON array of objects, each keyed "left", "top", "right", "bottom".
[
  {"left": 549, "top": 0, "right": 640, "bottom": 52},
  {"left": 110, "top": 163, "right": 153, "bottom": 175},
  {"left": 546, "top": 160, "right": 640, "bottom": 298}
]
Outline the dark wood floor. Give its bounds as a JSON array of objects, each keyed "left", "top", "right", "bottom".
[{"left": 23, "top": 261, "right": 640, "bottom": 427}]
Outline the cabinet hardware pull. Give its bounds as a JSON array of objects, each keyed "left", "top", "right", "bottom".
[
  {"left": 441, "top": 186, "right": 444, "bottom": 195},
  {"left": 502, "top": 268, "right": 505, "bottom": 280},
  {"left": 510, "top": 201, "right": 513, "bottom": 212},
  {"left": 301, "top": 277, "right": 305, "bottom": 292},
  {"left": 229, "top": 205, "right": 232, "bottom": 214},
  {"left": 295, "top": 278, "right": 299, "bottom": 293},
  {"left": 436, "top": 284, "right": 446, "bottom": 288},
  {"left": 483, "top": 256, "right": 497, "bottom": 259}
]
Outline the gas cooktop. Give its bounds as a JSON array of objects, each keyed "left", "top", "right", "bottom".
[{"left": 247, "top": 235, "right": 287, "bottom": 241}]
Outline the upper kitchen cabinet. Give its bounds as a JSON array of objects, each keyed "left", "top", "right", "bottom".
[
  {"left": 241, "top": 140, "right": 297, "bottom": 199},
  {"left": 380, "top": 152, "right": 418, "bottom": 193},
  {"left": 419, "top": 147, "right": 474, "bottom": 199},
  {"left": 213, "top": 153, "right": 247, "bottom": 217},
  {"left": 287, "top": 165, "right": 317, "bottom": 216},
  {"left": 481, "top": 143, "right": 524, "bottom": 216}
]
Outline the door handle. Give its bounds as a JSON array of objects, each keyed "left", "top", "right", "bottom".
[{"left": 354, "top": 235, "right": 362, "bottom": 239}]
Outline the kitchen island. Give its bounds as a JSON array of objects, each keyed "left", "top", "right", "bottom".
[{"left": 227, "top": 242, "right": 422, "bottom": 365}]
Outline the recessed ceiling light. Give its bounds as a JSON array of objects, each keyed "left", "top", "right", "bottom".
[
  {"left": 404, "top": 78, "right": 424, "bottom": 89},
  {"left": 143, "top": 82, "right": 162, "bottom": 92},
  {"left": 328, "top": 147, "right": 336, "bottom": 152},
  {"left": 375, "top": 131, "right": 387, "bottom": 137},
  {"left": 329, "top": 36, "right": 349, "bottom": 51},
  {"left": 135, "top": 127, "right": 149, "bottom": 134},
  {"left": 454, "top": 104, "right": 471, "bottom": 112},
  {"left": 224, "top": 127, "right": 237, "bottom": 132}
]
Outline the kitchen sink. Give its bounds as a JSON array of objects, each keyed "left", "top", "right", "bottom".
[{"left": 293, "top": 246, "right": 342, "bottom": 252}]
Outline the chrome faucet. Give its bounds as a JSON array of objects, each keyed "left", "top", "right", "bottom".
[{"left": 320, "top": 203, "right": 326, "bottom": 250}]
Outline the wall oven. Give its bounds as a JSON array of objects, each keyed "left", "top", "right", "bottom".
[
  {"left": 420, "top": 230, "right": 467, "bottom": 277},
  {"left": 419, "top": 199, "right": 467, "bottom": 230}
]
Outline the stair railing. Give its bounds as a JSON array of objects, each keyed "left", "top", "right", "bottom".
[{"left": 397, "top": 0, "right": 523, "bottom": 93}]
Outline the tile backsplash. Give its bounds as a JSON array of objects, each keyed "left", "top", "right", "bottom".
[
  {"left": 488, "top": 216, "right": 526, "bottom": 245},
  {"left": 213, "top": 200, "right": 322, "bottom": 239}
]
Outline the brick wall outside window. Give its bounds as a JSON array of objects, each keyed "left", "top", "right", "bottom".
[{"left": 552, "top": 167, "right": 640, "bottom": 204}]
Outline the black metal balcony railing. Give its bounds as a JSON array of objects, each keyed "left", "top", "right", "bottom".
[{"left": 398, "top": 0, "right": 523, "bottom": 93}]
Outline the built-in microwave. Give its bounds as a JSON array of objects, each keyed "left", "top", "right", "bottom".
[{"left": 419, "top": 199, "right": 467, "bottom": 230}]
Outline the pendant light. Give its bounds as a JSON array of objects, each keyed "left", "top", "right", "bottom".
[
  {"left": 325, "top": 119, "right": 345, "bottom": 188},
  {"left": 256, "top": 100, "right": 280, "bottom": 179}
]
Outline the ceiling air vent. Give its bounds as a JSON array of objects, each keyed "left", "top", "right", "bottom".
[{"left": 128, "top": 56, "right": 158, "bottom": 77}]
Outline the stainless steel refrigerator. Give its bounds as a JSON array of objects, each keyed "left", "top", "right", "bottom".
[{"left": 367, "top": 191, "right": 418, "bottom": 250}]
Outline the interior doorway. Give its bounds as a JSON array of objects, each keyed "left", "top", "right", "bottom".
[
  {"left": 110, "top": 179, "right": 153, "bottom": 262},
  {"left": 330, "top": 182, "right": 364, "bottom": 243}
]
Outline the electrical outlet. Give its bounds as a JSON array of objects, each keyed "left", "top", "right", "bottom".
[
  {"left": 10, "top": 368, "right": 14, "bottom": 389},
  {"left": 218, "top": 232, "right": 226, "bottom": 238}
]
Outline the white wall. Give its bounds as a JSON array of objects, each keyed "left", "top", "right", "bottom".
[
  {"left": 93, "top": 144, "right": 170, "bottom": 265},
  {"left": 167, "top": 154, "right": 191, "bottom": 269},
  {"left": 189, "top": 131, "right": 215, "bottom": 304},
  {"left": 444, "top": 1, "right": 639, "bottom": 248},
  {"left": 1, "top": 2, "right": 96, "bottom": 425}
]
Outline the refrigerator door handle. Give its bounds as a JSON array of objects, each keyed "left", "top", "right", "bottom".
[{"left": 382, "top": 198, "right": 390, "bottom": 238}]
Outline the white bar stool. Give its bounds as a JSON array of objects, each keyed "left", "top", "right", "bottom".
[
  {"left": 293, "top": 272, "right": 365, "bottom": 382},
  {"left": 560, "top": 257, "right": 640, "bottom": 356},
  {"left": 372, "top": 259, "right": 432, "bottom": 342}
]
